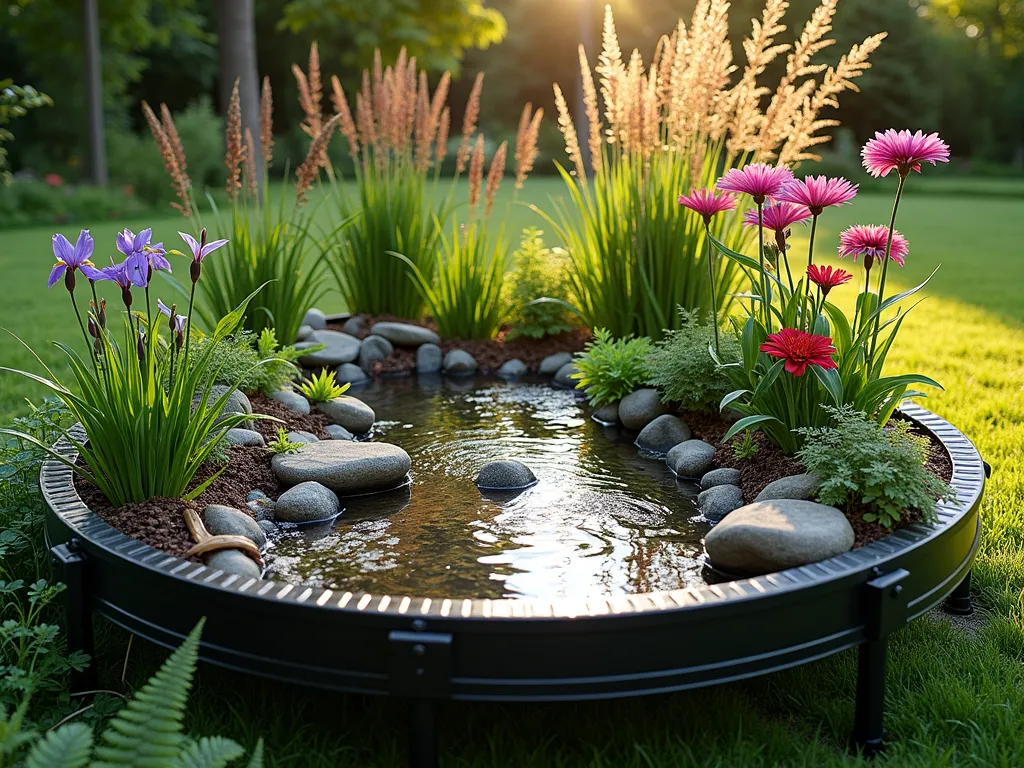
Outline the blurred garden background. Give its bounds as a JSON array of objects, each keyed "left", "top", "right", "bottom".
[{"left": 3, "top": 1, "right": 1024, "bottom": 766}]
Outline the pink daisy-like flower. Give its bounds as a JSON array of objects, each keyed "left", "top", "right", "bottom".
[
  {"left": 837, "top": 224, "right": 909, "bottom": 268},
  {"left": 743, "top": 201, "right": 812, "bottom": 252},
  {"left": 776, "top": 175, "right": 858, "bottom": 215},
  {"left": 717, "top": 163, "right": 795, "bottom": 204},
  {"left": 861, "top": 129, "right": 951, "bottom": 179},
  {"left": 807, "top": 264, "right": 853, "bottom": 296},
  {"left": 678, "top": 188, "right": 737, "bottom": 225}
]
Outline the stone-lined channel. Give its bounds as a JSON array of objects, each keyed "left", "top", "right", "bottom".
[{"left": 263, "top": 376, "right": 710, "bottom": 600}]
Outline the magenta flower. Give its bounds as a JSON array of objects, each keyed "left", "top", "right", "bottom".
[
  {"left": 717, "top": 163, "right": 795, "bottom": 204},
  {"left": 861, "top": 130, "right": 951, "bottom": 179},
  {"left": 179, "top": 229, "right": 228, "bottom": 283},
  {"left": 743, "top": 201, "right": 812, "bottom": 252},
  {"left": 776, "top": 175, "right": 858, "bottom": 215},
  {"left": 838, "top": 225, "right": 909, "bottom": 268},
  {"left": 678, "top": 188, "right": 737, "bottom": 225},
  {"left": 48, "top": 230, "right": 104, "bottom": 291}
]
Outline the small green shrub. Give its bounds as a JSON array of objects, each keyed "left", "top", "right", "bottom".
[
  {"left": 647, "top": 308, "right": 739, "bottom": 411},
  {"left": 188, "top": 330, "right": 311, "bottom": 396},
  {"left": 732, "top": 430, "right": 759, "bottom": 460},
  {"left": 505, "top": 228, "right": 576, "bottom": 339},
  {"left": 571, "top": 329, "right": 653, "bottom": 408},
  {"left": 298, "top": 369, "right": 350, "bottom": 403},
  {"left": 0, "top": 181, "right": 144, "bottom": 230},
  {"left": 797, "top": 406, "right": 956, "bottom": 529},
  {"left": 268, "top": 428, "right": 302, "bottom": 455}
]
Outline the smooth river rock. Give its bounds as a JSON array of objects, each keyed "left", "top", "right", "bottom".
[
  {"left": 416, "top": 343, "right": 443, "bottom": 373},
  {"left": 272, "top": 389, "right": 310, "bottom": 415},
  {"left": 271, "top": 440, "right": 412, "bottom": 494},
  {"left": 539, "top": 352, "right": 573, "bottom": 376},
  {"left": 618, "top": 389, "right": 668, "bottom": 431},
  {"left": 700, "top": 467, "right": 742, "bottom": 490},
  {"left": 666, "top": 439, "right": 716, "bottom": 479},
  {"left": 704, "top": 500, "right": 855, "bottom": 574},
  {"left": 225, "top": 428, "right": 265, "bottom": 447},
  {"left": 592, "top": 402, "right": 619, "bottom": 425},
  {"left": 335, "top": 362, "right": 369, "bottom": 385},
  {"left": 287, "top": 430, "right": 318, "bottom": 444},
  {"left": 359, "top": 335, "right": 394, "bottom": 371},
  {"left": 497, "top": 359, "right": 528, "bottom": 379},
  {"left": 635, "top": 414, "right": 691, "bottom": 454},
  {"left": 295, "top": 324, "right": 314, "bottom": 342},
  {"left": 317, "top": 396, "right": 375, "bottom": 434},
  {"left": 697, "top": 484, "right": 744, "bottom": 522},
  {"left": 325, "top": 424, "right": 355, "bottom": 440},
  {"left": 303, "top": 308, "right": 327, "bottom": 330},
  {"left": 299, "top": 330, "right": 362, "bottom": 367},
  {"left": 274, "top": 481, "right": 341, "bottom": 523},
  {"left": 755, "top": 473, "right": 821, "bottom": 502},
  {"left": 370, "top": 322, "right": 441, "bottom": 347},
  {"left": 475, "top": 460, "right": 538, "bottom": 490},
  {"left": 203, "top": 504, "right": 267, "bottom": 549},
  {"left": 342, "top": 316, "right": 366, "bottom": 336},
  {"left": 195, "top": 385, "right": 253, "bottom": 429},
  {"left": 443, "top": 349, "right": 477, "bottom": 375},
  {"left": 205, "top": 549, "right": 261, "bottom": 580},
  {"left": 553, "top": 362, "right": 580, "bottom": 389}
]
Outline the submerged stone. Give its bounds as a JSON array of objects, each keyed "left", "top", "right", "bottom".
[
  {"left": 475, "top": 460, "right": 538, "bottom": 490},
  {"left": 275, "top": 481, "right": 341, "bottom": 523}
]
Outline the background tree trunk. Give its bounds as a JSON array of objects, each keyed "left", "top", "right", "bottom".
[
  {"left": 217, "top": 0, "right": 262, "bottom": 186},
  {"left": 82, "top": 0, "right": 107, "bottom": 186}
]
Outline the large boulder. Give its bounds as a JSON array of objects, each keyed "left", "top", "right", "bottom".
[
  {"left": 755, "top": 473, "right": 821, "bottom": 502},
  {"left": 443, "top": 349, "right": 477, "bottom": 375},
  {"left": 317, "top": 396, "right": 375, "bottom": 434},
  {"left": 299, "top": 330, "right": 361, "bottom": 367},
  {"left": 272, "top": 389, "right": 310, "bottom": 415},
  {"left": 303, "top": 308, "right": 327, "bottom": 330},
  {"left": 618, "top": 389, "right": 668, "bottom": 431},
  {"left": 359, "top": 335, "right": 394, "bottom": 371},
  {"left": 370, "top": 321, "right": 441, "bottom": 347},
  {"left": 274, "top": 481, "right": 341, "bottom": 523},
  {"left": 635, "top": 415, "right": 691, "bottom": 454},
  {"left": 697, "top": 485, "right": 744, "bottom": 522},
  {"left": 704, "top": 500, "right": 855, "bottom": 574},
  {"left": 497, "top": 359, "right": 528, "bottom": 379},
  {"left": 271, "top": 440, "right": 411, "bottom": 495},
  {"left": 203, "top": 504, "right": 266, "bottom": 549},
  {"left": 416, "top": 343, "right": 443, "bottom": 373},
  {"left": 666, "top": 439, "right": 716, "bottom": 479},
  {"left": 475, "top": 460, "right": 538, "bottom": 490},
  {"left": 539, "top": 352, "right": 573, "bottom": 376}
]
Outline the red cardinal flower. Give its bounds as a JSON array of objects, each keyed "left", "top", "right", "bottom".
[
  {"left": 806, "top": 264, "right": 853, "bottom": 295},
  {"left": 760, "top": 328, "right": 838, "bottom": 377},
  {"left": 678, "top": 187, "right": 737, "bottom": 225},
  {"left": 717, "top": 163, "right": 795, "bottom": 204},
  {"left": 838, "top": 224, "right": 909, "bottom": 268},
  {"left": 776, "top": 175, "right": 858, "bottom": 215},
  {"left": 861, "top": 129, "right": 950, "bottom": 179}
]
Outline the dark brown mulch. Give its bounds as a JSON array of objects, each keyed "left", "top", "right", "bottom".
[
  {"left": 248, "top": 392, "right": 333, "bottom": 441},
  {"left": 77, "top": 445, "right": 279, "bottom": 560},
  {"left": 327, "top": 315, "right": 592, "bottom": 376}
]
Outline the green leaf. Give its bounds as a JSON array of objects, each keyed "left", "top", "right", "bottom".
[
  {"left": 811, "top": 365, "right": 844, "bottom": 406},
  {"left": 719, "top": 389, "right": 751, "bottom": 412},
  {"left": 245, "top": 739, "right": 265, "bottom": 768},
  {"left": 751, "top": 358, "right": 786, "bottom": 400},
  {"left": 25, "top": 722, "right": 93, "bottom": 768},
  {"left": 213, "top": 283, "right": 270, "bottom": 343},
  {"left": 723, "top": 414, "right": 783, "bottom": 444},
  {"left": 175, "top": 736, "right": 245, "bottom": 768}
]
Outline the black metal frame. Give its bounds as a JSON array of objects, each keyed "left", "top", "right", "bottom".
[{"left": 42, "top": 404, "right": 984, "bottom": 767}]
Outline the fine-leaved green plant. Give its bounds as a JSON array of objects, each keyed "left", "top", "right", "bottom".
[
  {"left": 298, "top": 369, "right": 350, "bottom": 403},
  {"left": 647, "top": 308, "right": 738, "bottom": 411},
  {"left": 505, "top": 228, "right": 576, "bottom": 340},
  {"left": 797, "top": 406, "right": 955, "bottom": 529},
  {"left": 571, "top": 329, "right": 653, "bottom": 408},
  {"left": 268, "top": 428, "right": 302, "bottom": 455},
  {"left": 732, "top": 430, "right": 759, "bottom": 461}
]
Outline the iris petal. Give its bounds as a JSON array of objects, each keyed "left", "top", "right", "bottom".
[
  {"left": 74, "top": 229, "right": 94, "bottom": 265},
  {"left": 52, "top": 233, "right": 75, "bottom": 264},
  {"left": 47, "top": 262, "right": 67, "bottom": 288}
]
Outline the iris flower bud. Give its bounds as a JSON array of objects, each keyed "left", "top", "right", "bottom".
[{"left": 136, "top": 331, "right": 146, "bottom": 361}]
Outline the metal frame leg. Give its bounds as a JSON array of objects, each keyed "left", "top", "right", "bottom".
[
  {"left": 850, "top": 568, "right": 909, "bottom": 757},
  {"left": 51, "top": 540, "right": 97, "bottom": 694},
  {"left": 943, "top": 570, "right": 974, "bottom": 616},
  {"left": 407, "top": 698, "right": 438, "bottom": 768}
]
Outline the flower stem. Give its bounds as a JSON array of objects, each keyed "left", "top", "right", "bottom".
[
  {"left": 69, "top": 291, "right": 99, "bottom": 375},
  {"left": 869, "top": 173, "right": 907, "bottom": 366},
  {"left": 757, "top": 201, "right": 771, "bottom": 333},
  {"left": 184, "top": 279, "right": 197, "bottom": 365},
  {"left": 705, "top": 223, "right": 721, "bottom": 355},
  {"left": 805, "top": 214, "right": 819, "bottom": 331}
]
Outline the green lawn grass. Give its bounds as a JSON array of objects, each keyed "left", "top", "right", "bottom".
[{"left": 3, "top": 179, "right": 1024, "bottom": 765}]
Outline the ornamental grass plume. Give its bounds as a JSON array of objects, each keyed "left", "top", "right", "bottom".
[
  {"left": 260, "top": 75, "right": 274, "bottom": 167},
  {"left": 760, "top": 327, "right": 838, "bottom": 377},
  {"left": 224, "top": 79, "right": 245, "bottom": 202},
  {"left": 141, "top": 101, "right": 191, "bottom": 216},
  {"left": 456, "top": 73, "right": 484, "bottom": 174},
  {"left": 514, "top": 103, "right": 543, "bottom": 190},
  {"left": 485, "top": 141, "right": 507, "bottom": 217}
]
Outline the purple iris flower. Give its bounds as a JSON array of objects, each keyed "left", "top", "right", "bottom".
[
  {"left": 157, "top": 299, "right": 188, "bottom": 333},
  {"left": 100, "top": 260, "right": 136, "bottom": 308},
  {"left": 48, "top": 230, "right": 104, "bottom": 291},
  {"left": 117, "top": 228, "right": 171, "bottom": 287},
  {"left": 179, "top": 229, "right": 228, "bottom": 282}
]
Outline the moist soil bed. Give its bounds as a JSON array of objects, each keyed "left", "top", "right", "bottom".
[{"left": 77, "top": 378, "right": 954, "bottom": 574}]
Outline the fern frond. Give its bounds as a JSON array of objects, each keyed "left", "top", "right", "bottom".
[
  {"left": 92, "top": 620, "right": 205, "bottom": 767},
  {"left": 175, "top": 735, "right": 245, "bottom": 768},
  {"left": 245, "top": 738, "right": 265, "bottom": 768},
  {"left": 25, "top": 722, "right": 93, "bottom": 768}
]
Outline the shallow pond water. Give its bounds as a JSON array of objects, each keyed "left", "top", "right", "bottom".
[{"left": 263, "top": 376, "right": 711, "bottom": 600}]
